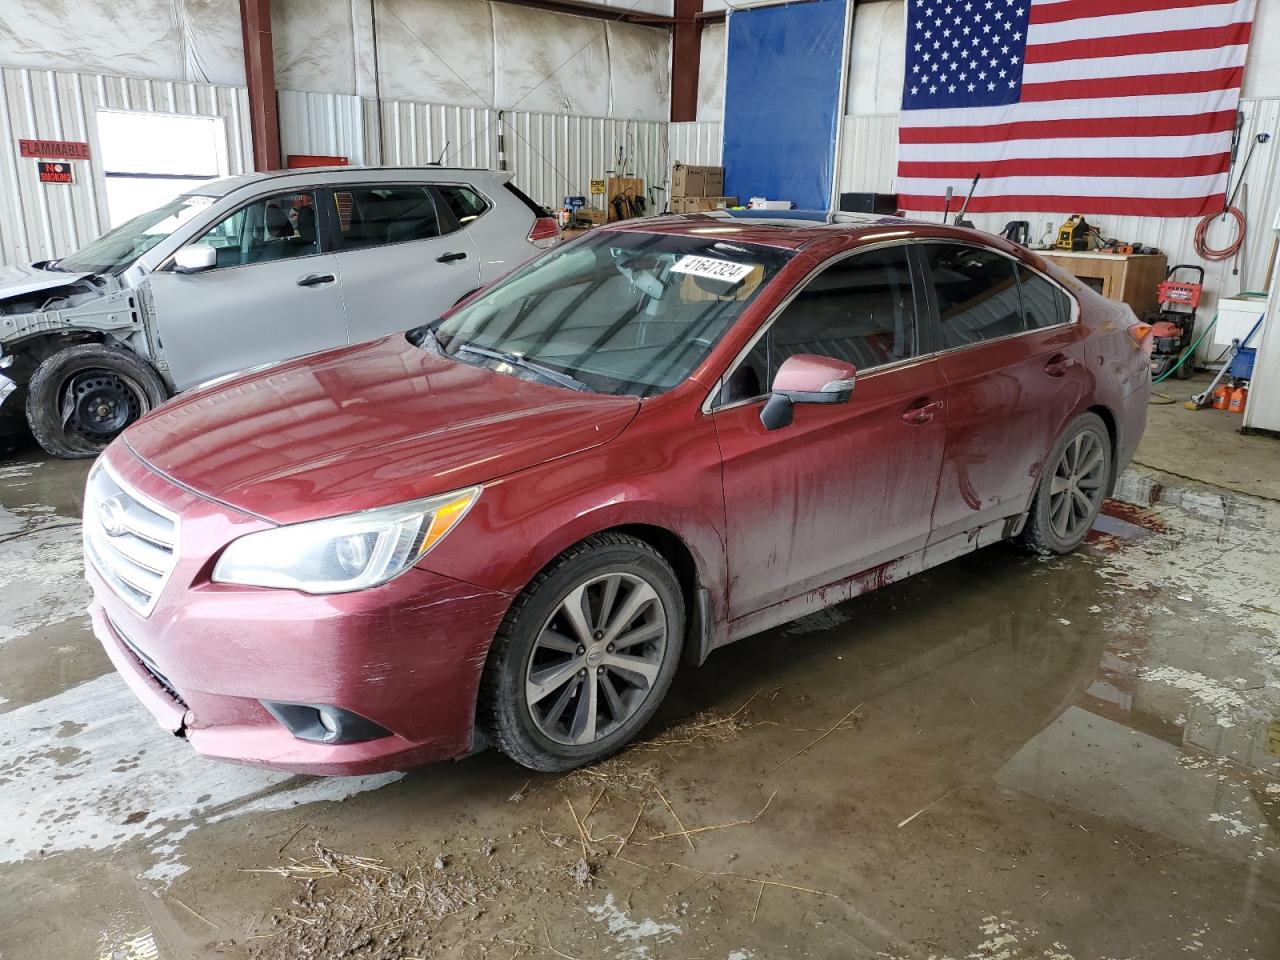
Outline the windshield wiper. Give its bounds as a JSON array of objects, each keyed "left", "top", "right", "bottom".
[{"left": 455, "top": 343, "right": 592, "bottom": 393}]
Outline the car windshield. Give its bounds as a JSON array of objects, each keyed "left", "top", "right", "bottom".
[
  {"left": 425, "top": 230, "right": 793, "bottom": 397},
  {"left": 54, "top": 194, "right": 218, "bottom": 275}
]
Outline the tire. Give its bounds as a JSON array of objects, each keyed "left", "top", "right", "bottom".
[
  {"left": 479, "top": 533, "right": 685, "bottom": 772},
  {"left": 25, "top": 344, "right": 168, "bottom": 459},
  {"left": 1018, "top": 412, "right": 1112, "bottom": 555}
]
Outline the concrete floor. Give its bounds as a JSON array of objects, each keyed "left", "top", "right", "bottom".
[
  {"left": 1137, "top": 371, "right": 1280, "bottom": 502},
  {"left": 1, "top": 413, "right": 1278, "bottom": 960}
]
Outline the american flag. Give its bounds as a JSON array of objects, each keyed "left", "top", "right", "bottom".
[{"left": 895, "top": 0, "right": 1257, "bottom": 217}]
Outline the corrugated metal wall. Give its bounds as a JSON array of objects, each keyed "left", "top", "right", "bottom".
[
  {"left": 278, "top": 89, "right": 366, "bottom": 164},
  {"left": 838, "top": 98, "right": 1280, "bottom": 319},
  {"left": 668, "top": 121, "right": 723, "bottom": 166},
  {"left": 279, "top": 91, "right": 672, "bottom": 213},
  {"left": 501, "top": 111, "right": 666, "bottom": 210},
  {"left": 0, "top": 65, "right": 251, "bottom": 265}
]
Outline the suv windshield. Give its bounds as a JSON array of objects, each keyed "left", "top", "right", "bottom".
[
  {"left": 425, "top": 230, "right": 793, "bottom": 397},
  {"left": 54, "top": 194, "right": 217, "bottom": 275}
]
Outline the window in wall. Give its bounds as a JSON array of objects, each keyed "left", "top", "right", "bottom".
[
  {"left": 923, "top": 244, "right": 1024, "bottom": 349},
  {"left": 189, "top": 191, "right": 319, "bottom": 268},
  {"left": 334, "top": 185, "right": 442, "bottom": 249},
  {"left": 96, "top": 110, "right": 226, "bottom": 226},
  {"left": 720, "top": 246, "right": 917, "bottom": 404}
]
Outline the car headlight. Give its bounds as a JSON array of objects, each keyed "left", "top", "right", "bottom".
[{"left": 212, "top": 487, "right": 480, "bottom": 593}]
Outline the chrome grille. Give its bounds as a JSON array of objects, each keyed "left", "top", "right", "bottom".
[{"left": 84, "top": 461, "right": 179, "bottom": 616}]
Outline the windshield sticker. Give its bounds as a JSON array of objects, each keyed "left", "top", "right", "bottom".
[{"left": 670, "top": 255, "right": 754, "bottom": 285}]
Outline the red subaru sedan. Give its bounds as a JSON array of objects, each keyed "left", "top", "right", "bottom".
[{"left": 84, "top": 212, "right": 1149, "bottom": 775}]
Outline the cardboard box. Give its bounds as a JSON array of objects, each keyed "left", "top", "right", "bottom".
[
  {"left": 703, "top": 167, "right": 724, "bottom": 195},
  {"left": 671, "top": 164, "right": 704, "bottom": 198},
  {"left": 576, "top": 207, "right": 608, "bottom": 225},
  {"left": 672, "top": 195, "right": 737, "bottom": 214}
]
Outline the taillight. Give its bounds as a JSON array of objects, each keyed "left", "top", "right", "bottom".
[
  {"left": 1128, "top": 322, "right": 1155, "bottom": 355},
  {"left": 527, "top": 216, "right": 560, "bottom": 249}
]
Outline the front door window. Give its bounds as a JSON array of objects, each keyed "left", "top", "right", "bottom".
[{"left": 190, "top": 191, "right": 320, "bottom": 268}]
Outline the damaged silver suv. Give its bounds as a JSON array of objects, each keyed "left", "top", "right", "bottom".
[{"left": 0, "top": 166, "right": 557, "bottom": 457}]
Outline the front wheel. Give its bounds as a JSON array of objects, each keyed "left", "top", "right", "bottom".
[
  {"left": 25, "top": 344, "right": 169, "bottom": 459},
  {"left": 1018, "top": 412, "right": 1111, "bottom": 554},
  {"left": 479, "top": 534, "right": 685, "bottom": 772}
]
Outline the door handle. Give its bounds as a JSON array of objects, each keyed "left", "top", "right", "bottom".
[
  {"left": 436, "top": 251, "right": 468, "bottom": 263},
  {"left": 1045, "top": 353, "right": 1076, "bottom": 377},
  {"left": 902, "top": 399, "right": 944, "bottom": 425},
  {"left": 296, "top": 273, "right": 336, "bottom": 287}
]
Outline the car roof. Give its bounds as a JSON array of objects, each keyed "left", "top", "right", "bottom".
[
  {"left": 604, "top": 210, "right": 929, "bottom": 251},
  {"left": 182, "top": 166, "right": 506, "bottom": 199}
]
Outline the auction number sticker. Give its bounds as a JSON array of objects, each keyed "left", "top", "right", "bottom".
[{"left": 670, "top": 255, "right": 753, "bottom": 284}]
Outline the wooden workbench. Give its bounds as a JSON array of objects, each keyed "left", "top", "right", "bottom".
[{"left": 1041, "top": 250, "right": 1167, "bottom": 318}]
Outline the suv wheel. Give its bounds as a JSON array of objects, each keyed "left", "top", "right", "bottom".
[
  {"left": 479, "top": 533, "right": 685, "bottom": 772},
  {"left": 26, "top": 344, "right": 168, "bottom": 459},
  {"left": 1018, "top": 412, "right": 1111, "bottom": 554}
]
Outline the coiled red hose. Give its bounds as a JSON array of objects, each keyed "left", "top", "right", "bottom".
[{"left": 1194, "top": 206, "right": 1246, "bottom": 261}]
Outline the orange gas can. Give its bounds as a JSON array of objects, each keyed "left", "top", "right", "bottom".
[
  {"left": 1212, "top": 383, "right": 1233, "bottom": 410},
  {"left": 1229, "top": 384, "right": 1248, "bottom": 413}
]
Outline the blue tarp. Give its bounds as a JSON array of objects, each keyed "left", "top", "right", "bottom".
[{"left": 722, "top": 0, "right": 846, "bottom": 212}]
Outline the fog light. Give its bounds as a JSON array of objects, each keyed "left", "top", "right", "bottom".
[
  {"left": 317, "top": 707, "right": 340, "bottom": 739},
  {"left": 262, "top": 701, "right": 391, "bottom": 744}
]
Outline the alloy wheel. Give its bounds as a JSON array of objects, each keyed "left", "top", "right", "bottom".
[
  {"left": 525, "top": 572, "right": 668, "bottom": 746},
  {"left": 1048, "top": 430, "right": 1106, "bottom": 541}
]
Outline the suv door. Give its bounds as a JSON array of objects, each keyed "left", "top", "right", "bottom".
[
  {"left": 918, "top": 243, "right": 1088, "bottom": 540},
  {"left": 712, "top": 243, "right": 949, "bottom": 620},
  {"left": 324, "top": 182, "right": 481, "bottom": 342},
  {"left": 147, "top": 189, "right": 349, "bottom": 390}
]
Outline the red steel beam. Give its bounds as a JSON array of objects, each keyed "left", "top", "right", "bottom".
[
  {"left": 240, "top": 0, "right": 281, "bottom": 171},
  {"left": 671, "top": 0, "right": 703, "bottom": 122}
]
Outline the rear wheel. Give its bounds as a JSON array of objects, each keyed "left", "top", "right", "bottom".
[
  {"left": 479, "top": 534, "right": 684, "bottom": 772},
  {"left": 25, "top": 344, "right": 168, "bottom": 459},
  {"left": 1018, "top": 412, "right": 1111, "bottom": 554}
]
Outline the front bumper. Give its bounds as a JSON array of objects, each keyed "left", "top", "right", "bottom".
[{"left": 87, "top": 443, "right": 513, "bottom": 776}]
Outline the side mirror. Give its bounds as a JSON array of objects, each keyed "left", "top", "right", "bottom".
[
  {"left": 759, "top": 354, "right": 857, "bottom": 431},
  {"left": 173, "top": 244, "right": 217, "bottom": 274}
]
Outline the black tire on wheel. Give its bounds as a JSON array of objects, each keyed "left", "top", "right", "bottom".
[
  {"left": 1018, "top": 412, "right": 1112, "bottom": 555},
  {"left": 1175, "top": 354, "right": 1196, "bottom": 380},
  {"left": 479, "top": 533, "right": 685, "bottom": 772},
  {"left": 25, "top": 344, "right": 168, "bottom": 459}
]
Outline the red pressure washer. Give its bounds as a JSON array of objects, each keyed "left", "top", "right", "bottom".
[{"left": 1144, "top": 264, "right": 1204, "bottom": 380}]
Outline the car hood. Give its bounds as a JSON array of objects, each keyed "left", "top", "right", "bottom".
[
  {"left": 125, "top": 335, "right": 641, "bottom": 524},
  {"left": 0, "top": 263, "right": 93, "bottom": 300}
]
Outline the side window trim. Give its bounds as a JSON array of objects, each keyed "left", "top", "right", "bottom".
[
  {"left": 158, "top": 187, "right": 326, "bottom": 273},
  {"left": 705, "top": 239, "right": 925, "bottom": 413}
]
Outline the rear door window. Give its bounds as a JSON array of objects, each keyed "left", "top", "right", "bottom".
[
  {"left": 332, "top": 184, "right": 442, "bottom": 250},
  {"left": 922, "top": 244, "right": 1023, "bottom": 349},
  {"left": 436, "top": 185, "right": 491, "bottom": 229}
]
